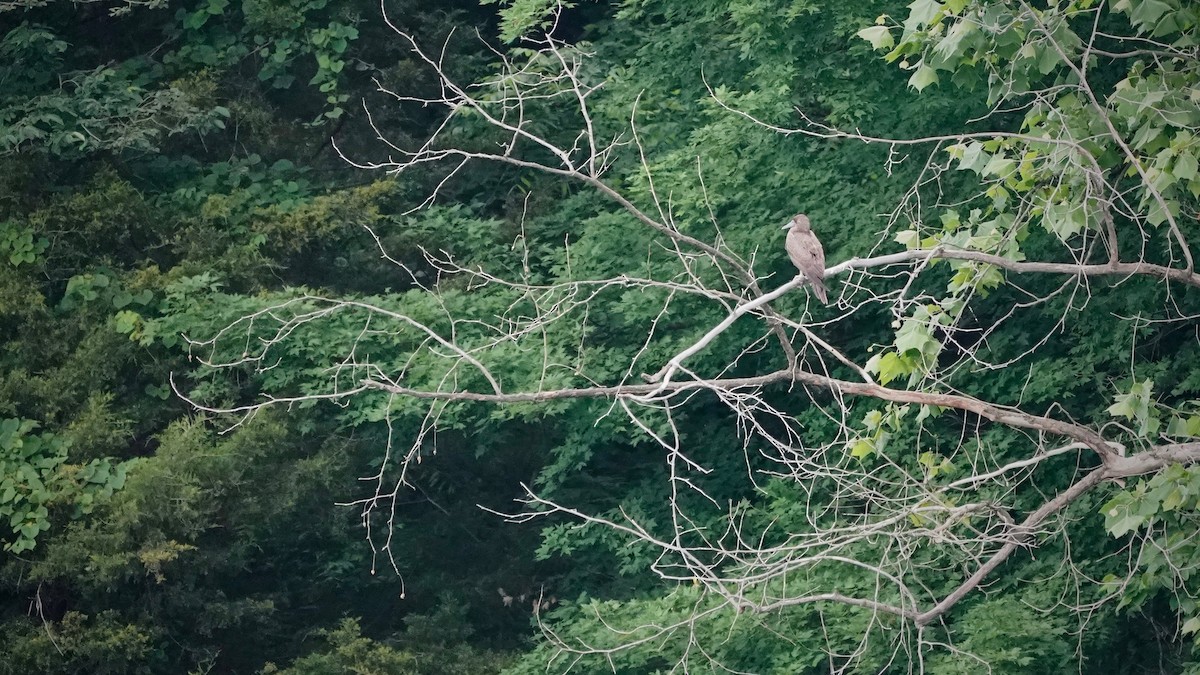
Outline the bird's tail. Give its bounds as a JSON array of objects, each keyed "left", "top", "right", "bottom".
[{"left": 812, "top": 279, "right": 828, "bottom": 305}]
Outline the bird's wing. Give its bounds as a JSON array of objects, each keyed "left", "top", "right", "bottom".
[
  {"left": 787, "top": 230, "right": 825, "bottom": 276},
  {"left": 787, "top": 229, "right": 828, "bottom": 304}
]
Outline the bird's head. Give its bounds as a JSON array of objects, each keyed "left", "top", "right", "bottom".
[{"left": 782, "top": 213, "right": 811, "bottom": 232}]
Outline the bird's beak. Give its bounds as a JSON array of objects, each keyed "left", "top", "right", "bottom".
[{"left": 781, "top": 222, "right": 792, "bottom": 229}]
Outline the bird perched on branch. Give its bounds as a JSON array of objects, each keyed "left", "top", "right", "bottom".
[{"left": 783, "top": 213, "right": 828, "bottom": 304}]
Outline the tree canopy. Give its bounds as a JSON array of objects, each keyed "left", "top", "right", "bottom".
[{"left": 2, "top": 0, "right": 1199, "bottom": 672}]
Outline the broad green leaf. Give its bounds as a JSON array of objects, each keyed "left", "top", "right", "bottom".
[
  {"left": 1166, "top": 414, "right": 1200, "bottom": 438},
  {"left": 1107, "top": 379, "right": 1160, "bottom": 437},
  {"left": 857, "top": 26, "right": 895, "bottom": 50},
  {"left": 894, "top": 230, "right": 920, "bottom": 248},
  {"left": 909, "top": 64, "right": 940, "bottom": 92},
  {"left": 1043, "top": 203, "right": 1087, "bottom": 240},
  {"left": 896, "top": 318, "right": 939, "bottom": 360},
  {"left": 983, "top": 154, "right": 1016, "bottom": 178},
  {"left": 1102, "top": 496, "right": 1144, "bottom": 537},
  {"left": 955, "top": 142, "right": 987, "bottom": 172},
  {"left": 907, "top": 0, "right": 945, "bottom": 28},
  {"left": 872, "top": 351, "right": 912, "bottom": 385},
  {"left": 848, "top": 439, "right": 876, "bottom": 459},
  {"left": 1174, "top": 151, "right": 1198, "bottom": 181},
  {"left": 1129, "top": 0, "right": 1172, "bottom": 30},
  {"left": 1183, "top": 617, "right": 1200, "bottom": 635}
]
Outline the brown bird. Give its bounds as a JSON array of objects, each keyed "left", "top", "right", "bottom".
[{"left": 783, "top": 213, "right": 828, "bottom": 304}]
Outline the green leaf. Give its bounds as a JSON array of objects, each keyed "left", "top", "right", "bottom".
[
  {"left": 915, "top": 404, "right": 944, "bottom": 423},
  {"left": 895, "top": 318, "right": 938, "bottom": 360},
  {"left": 114, "top": 310, "right": 142, "bottom": 335},
  {"left": 1129, "top": 0, "right": 1172, "bottom": 30},
  {"left": 1037, "top": 46, "right": 1060, "bottom": 75},
  {"left": 907, "top": 0, "right": 945, "bottom": 28},
  {"left": 1160, "top": 487, "right": 1184, "bottom": 512},
  {"left": 1043, "top": 202, "right": 1087, "bottom": 240},
  {"left": 983, "top": 154, "right": 1016, "bottom": 178},
  {"left": 1102, "top": 495, "right": 1144, "bottom": 537},
  {"left": 184, "top": 11, "right": 209, "bottom": 29},
  {"left": 1107, "top": 379, "right": 1160, "bottom": 437},
  {"left": 1107, "top": 392, "right": 1141, "bottom": 420},
  {"left": 1166, "top": 414, "right": 1200, "bottom": 438},
  {"left": 868, "top": 351, "right": 912, "bottom": 385},
  {"left": 955, "top": 142, "right": 987, "bottom": 173},
  {"left": 1145, "top": 197, "right": 1178, "bottom": 226},
  {"left": 894, "top": 230, "right": 920, "bottom": 248},
  {"left": 1174, "top": 151, "right": 1198, "bottom": 182},
  {"left": 848, "top": 439, "right": 876, "bottom": 459},
  {"left": 857, "top": 26, "right": 895, "bottom": 50},
  {"left": 908, "top": 64, "right": 939, "bottom": 92}
]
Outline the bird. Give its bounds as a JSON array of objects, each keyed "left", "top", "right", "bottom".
[{"left": 783, "top": 213, "right": 828, "bottom": 304}]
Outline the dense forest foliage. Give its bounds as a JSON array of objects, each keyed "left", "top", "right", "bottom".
[{"left": 1, "top": 0, "right": 1198, "bottom": 672}]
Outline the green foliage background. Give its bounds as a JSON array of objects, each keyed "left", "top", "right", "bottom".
[{"left": 0, "top": 0, "right": 1197, "bottom": 672}]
